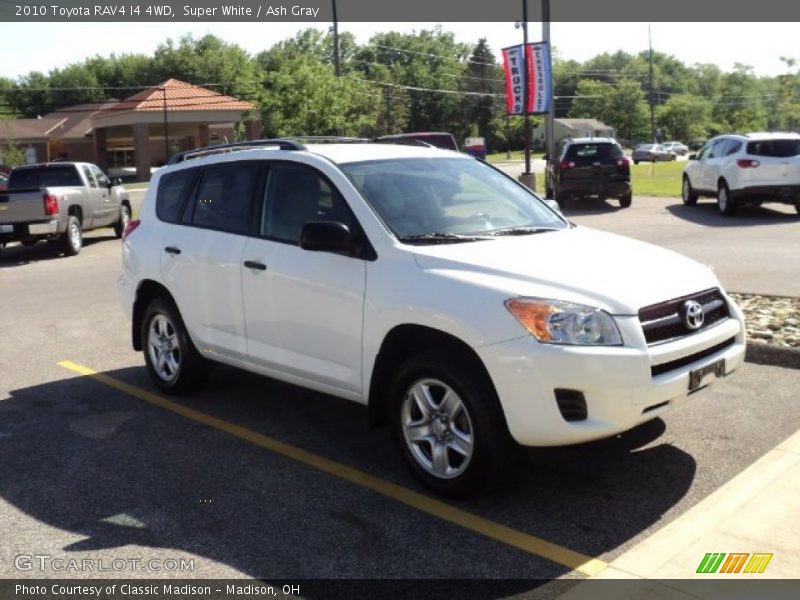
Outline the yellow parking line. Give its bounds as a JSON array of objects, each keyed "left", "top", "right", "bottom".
[{"left": 58, "top": 359, "right": 608, "bottom": 577}]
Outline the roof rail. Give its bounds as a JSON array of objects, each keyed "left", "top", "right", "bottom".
[
  {"left": 290, "top": 136, "right": 370, "bottom": 144},
  {"left": 373, "top": 138, "right": 434, "bottom": 148},
  {"left": 167, "top": 138, "right": 306, "bottom": 165}
]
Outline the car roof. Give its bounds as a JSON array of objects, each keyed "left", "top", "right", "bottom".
[
  {"left": 303, "top": 143, "right": 464, "bottom": 164},
  {"left": 712, "top": 132, "right": 800, "bottom": 142},
  {"left": 564, "top": 137, "right": 618, "bottom": 145}
]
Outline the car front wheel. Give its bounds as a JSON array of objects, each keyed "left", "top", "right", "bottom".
[
  {"left": 391, "top": 351, "right": 511, "bottom": 498},
  {"left": 682, "top": 176, "right": 698, "bottom": 206}
]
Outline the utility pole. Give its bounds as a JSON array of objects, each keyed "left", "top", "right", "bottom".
[
  {"left": 522, "top": 0, "right": 531, "bottom": 177},
  {"left": 542, "top": 0, "right": 555, "bottom": 165},
  {"left": 648, "top": 24, "right": 656, "bottom": 143},
  {"left": 332, "top": 0, "right": 341, "bottom": 77}
]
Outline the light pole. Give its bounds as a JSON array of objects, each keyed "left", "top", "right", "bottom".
[
  {"left": 521, "top": 0, "right": 531, "bottom": 177},
  {"left": 332, "top": 0, "right": 341, "bottom": 77},
  {"left": 161, "top": 87, "right": 169, "bottom": 160}
]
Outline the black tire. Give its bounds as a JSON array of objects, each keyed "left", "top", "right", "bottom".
[
  {"left": 633, "top": 160, "right": 639, "bottom": 165},
  {"left": 553, "top": 185, "right": 567, "bottom": 209},
  {"left": 21, "top": 239, "right": 39, "bottom": 247},
  {"left": 390, "top": 350, "right": 513, "bottom": 498},
  {"left": 717, "top": 181, "right": 737, "bottom": 217},
  {"left": 61, "top": 215, "right": 82, "bottom": 256},
  {"left": 544, "top": 182, "right": 553, "bottom": 200},
  {"left": 141, "top": 297, "right": 208, "bottom": 394},
  {"left": 619, "top": 192, "right": 632, "bottom": 208},
  {"left": 682, "top": 176, "right": 698, "bottom": 206},
  {"left": 113, "top": 204, "right": 131, "bottom": 239}
]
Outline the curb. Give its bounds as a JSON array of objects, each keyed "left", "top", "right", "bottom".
[{"left": 745, "top": 342, "right": 800, "bottom": 370}]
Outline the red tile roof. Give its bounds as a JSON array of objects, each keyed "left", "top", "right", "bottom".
[{"left": 111, "top": 79, "right": 254, "bottom": 112}]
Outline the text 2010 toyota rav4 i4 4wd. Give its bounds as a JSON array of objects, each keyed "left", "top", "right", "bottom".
[{"left": 118, "top": 140, "right": 746, "bottom": 497}]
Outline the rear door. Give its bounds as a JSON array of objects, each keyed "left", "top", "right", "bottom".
[
  {"left": 562, "top": 142, "right": 627, "bottom": 189},
  {"left": 160, "top": 161, "right": 262, "bottom": 361}
]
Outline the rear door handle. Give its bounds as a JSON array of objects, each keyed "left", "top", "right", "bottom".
[
  {"left": 243, "top": 260, "right": 267, "bottom": 271},
  {"left": 164, "top": 246, "right": 181, "bottom": 255}
]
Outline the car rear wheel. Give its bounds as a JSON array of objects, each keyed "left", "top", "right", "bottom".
[
  {"left": 795, "top": 205, "right": 800, "bottom": 215},
  {"left": 682, "top": 176, "right": 698, "bottom": 206},
  {"left": 391, "top": 351, "right": 512, "bottom": 498},
  {"left": 141, "top": 297, "right": 207, "bottom": 394},
  {"left": 619, "top": 192, "right": 632, "bottom": 208},
  {"left": 717, "top": 181, "right": 737, "bottom": 217},
  {"left": 61, "top": 215, "right": 82, "bottom": 256},
  {"left": 553, "top": 184, "right": 567, "bottom": 209}
]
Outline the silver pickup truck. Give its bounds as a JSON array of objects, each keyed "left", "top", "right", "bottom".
[{"left": 0, "top": 162, "right": 131, "bottom": 256}]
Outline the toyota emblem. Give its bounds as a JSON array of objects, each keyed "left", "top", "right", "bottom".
[{"left": 683, "top": 300, "right": 705, "bottom": 330}]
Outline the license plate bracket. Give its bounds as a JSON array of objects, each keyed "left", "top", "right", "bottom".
[{"left": 689, "top": 358, "right": 726, "bottom": 391}]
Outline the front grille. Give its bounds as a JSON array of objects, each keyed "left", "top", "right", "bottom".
[
  {"left": 639, "top": 288, "right": 729, "bottom": 344},
  {"left": 651, "top": 337, "right": 735, "bottom": 377}
]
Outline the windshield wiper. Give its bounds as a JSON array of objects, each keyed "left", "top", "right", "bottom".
[
  {"left": 486, "top": 226, "right": 561, "bottom": 236},
  {"left": 398, "top": 232, "right": 492, "bottom": 244}
]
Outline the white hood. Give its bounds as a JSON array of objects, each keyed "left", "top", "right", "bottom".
[{"left": 411, "top": 226, "right": 720, "bottom": 315}]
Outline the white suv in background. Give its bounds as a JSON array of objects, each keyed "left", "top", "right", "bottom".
[
  {"left": 119, "top": 139, "right": 746, "bottom": 497},
  {"left": 682, "top": 132, "right": 800, "bottom": 216}
]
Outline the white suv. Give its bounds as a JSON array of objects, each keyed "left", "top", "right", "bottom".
[
  {"left": 682, "top": 132, "right": 800, "bottom": 216},
  {"left": 119, "top": 139, "right": 746, "bottom": 496}
]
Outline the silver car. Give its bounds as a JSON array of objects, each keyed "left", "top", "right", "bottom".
[
  {"left": 632, "top": 144, "right": 677, "bottom": 164},
  {"left": 663, "top": 141, "right": 689, "bottom": 156}
]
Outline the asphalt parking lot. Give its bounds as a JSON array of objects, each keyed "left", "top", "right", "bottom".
[{"left": 1, "top": 199, "right": 799, "bottom": 591}]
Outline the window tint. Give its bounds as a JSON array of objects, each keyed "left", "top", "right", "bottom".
[
  {"left": 565, "top": 143, "right": 623, "bottom": 160},
  {"left": 82, "top": 165, "right": 97, "bottom": 188},
  {"left": 263, "top": 163, "right": 352, "bottom": 243},
  {"left": 746, "top": 139, "right": 800, "bottom": 157},
  {"left": 7, "top": 165, "right": 82, "bottom": 189},
  {"left": 156, "top": 169, "right": 197, "bottom": 224},
  {"left": 708, "top": 139, "right": 729, "bottom": 159},
  {"left": 725, "top": 141, "right": 742, "bottom": 156},
  {"left": 191, "top": 163, "right": 258, "bottom": 235}
]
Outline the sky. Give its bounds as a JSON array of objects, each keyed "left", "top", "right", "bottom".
[{"left": 0, "top": 22, "right": 798, "bottom": 80}]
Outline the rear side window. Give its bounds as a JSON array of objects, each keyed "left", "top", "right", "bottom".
[
  {"left": 746, "top": 139, "right": 800, "bottom": 157},
  {"left": 81, "top": 165, "right": 97, "bottom": 188},
  {"left": 565, "top": 143, "right": 623, "bottom": 160},
  {"left": 189, "top": 162, "right": 259, "bottom": 235},
  {"left": 156, "top": 169, "right": 197, "bottom": 224},
  {"left": 7, "top": 165, "right": 82, "bottom": 189}
]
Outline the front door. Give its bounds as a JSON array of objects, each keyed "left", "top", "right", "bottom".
[{"left": 242, "top": 161, "right": 367, "bottom": 394}]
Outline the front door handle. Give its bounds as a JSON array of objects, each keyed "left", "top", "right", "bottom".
[
  {"left": 243, "top": 260, "right": 267, "bottom": 271},
  {"left": 164, "top": 246, "right": 181, "bottom": 255}
]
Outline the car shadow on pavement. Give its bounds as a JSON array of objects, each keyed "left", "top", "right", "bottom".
[
  {"left": 560, "top": 198, "right": 624, "bottom": 216},
  {"left": 0, "top": 235, "right": 117, "bottom": 268},
  {"left": 665, "top": 202, "right": 800, "bottom": 227},
  {"left": 0, "top": 365, "right": 696, "bottom": 591}
]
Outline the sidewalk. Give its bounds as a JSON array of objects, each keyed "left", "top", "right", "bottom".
[{"left": 559, "top": 427, "right": 800, "bottom": 596}]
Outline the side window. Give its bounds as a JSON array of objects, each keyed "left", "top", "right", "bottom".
[
  {"left": 697, "top": 142, "right": 714, "bottom": 160},
  {"left": 81, "top": 165, "right": 97, "bottom": 188},
  {"left": 91, "top": 166, "right": 110, "bottom": 187},
  {"left": 708, "top": 140, "right": 729, "bottom": 159},
  {"left": 156, "top": 168, "right": 197, "bottom": 224},
  {"left": 190, "top": 162, "right": 259, "bottom": 235},
  {"left": 262, "top": 163, "right": 352, "bottom": 243},
  {"left": 725, "top": 141, "right": 742, "bottom": 156}
]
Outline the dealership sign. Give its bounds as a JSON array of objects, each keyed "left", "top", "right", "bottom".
[{"left": 501, "top": 42, "right": 551, "bottom": 115}]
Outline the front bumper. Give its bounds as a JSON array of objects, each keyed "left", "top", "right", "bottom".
[{"left": 476, "top": 309, "right": 745, "bottom": 447}]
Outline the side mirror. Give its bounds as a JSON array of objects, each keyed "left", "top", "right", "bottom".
[
  {"left": 688, "top": 154, "right": 697, "bottom": 161},
  {"left": 544, "top": 199, "right": 562, "bottom": 214},
  {"left": 112, "top": 177, "right": 123, "bottom": 186},
  {"left": 299, "top": 221, "right": 353, "bottom": 254}
]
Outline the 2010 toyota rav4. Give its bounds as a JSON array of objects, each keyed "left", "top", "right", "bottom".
[{"left": 118, "top": 139, "right": 746, "bottom": 497}]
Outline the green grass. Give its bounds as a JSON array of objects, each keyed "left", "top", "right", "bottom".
[
  {"left": 630, "top": 160, "right": 684, "bottom": 198},
  {"left": 485, "top": 151, "right": 545, "bottom": 163}
]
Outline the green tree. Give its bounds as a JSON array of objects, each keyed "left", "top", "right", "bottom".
[{"left": 656, "top": 94, "right": 713, "bottom": 141}]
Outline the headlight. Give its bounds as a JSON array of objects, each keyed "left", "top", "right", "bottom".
[{"left": 505, "top": 298, "right": 623, "bottom": 346}]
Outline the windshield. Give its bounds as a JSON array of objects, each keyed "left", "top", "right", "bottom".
[{"left": 341, "top": 157, "right": 567, "bottom": 240}]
